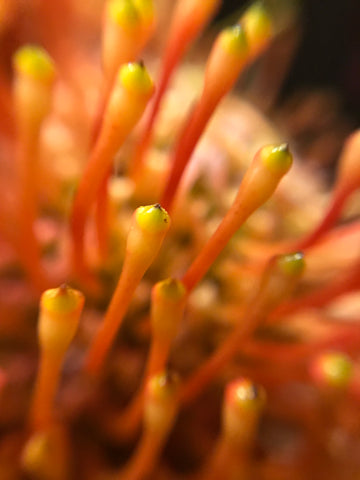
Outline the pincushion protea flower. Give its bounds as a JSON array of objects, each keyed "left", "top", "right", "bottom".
[{"left": 0, "top": 1, "right": 360, "bottom": 479}]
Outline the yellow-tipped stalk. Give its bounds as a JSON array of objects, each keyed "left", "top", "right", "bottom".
[
  {"left": 181, "top": 252, "right": 305, "bottom": 404},
  {"left": 201, "top": 379, "right": 265, "bottom": 480},
  {"left": 242, "top": 1, "right": 273, "bottom": 58},
  {"left": 309, "top": 352, "right": 354, "bottom": 451},
  {"left": 85, "top": 204, "right": 170, "bottom": 376},
  {"left": 110, "top": 278, "right": 186, "bottom": 439},
  {"left": 30, "top": 285, "right": 84, "bottom": 431},
  {"left": 70, "top": 62, "right": 154, "bottom": 282},
  {"left": 13, "top": 45, "right": 56, "bottom": 148},
  {"left": 223, "top": 378, "right": 266, "bottom": 447},
  {"left": 200, "top": 378, "right": 266, "bottom": 480},
  {"left": 94, "top": 1, "right": 156, "bottom": 256},
  {"left": 13, "top": 45, "right": 56, "bottom": 292},
  {"left": 120, "top": 371, "right": 180, "bottom": 480},
  {"left": 203, "top": 24, "right": 249, "bottom": 99},
  {"left": 102, "top": 0, "right": 155, "bottom": 84},
  {"left": 94, "top": 0, "right": 155, "bottom": 141},
  {"left": 182, "top": 144, "right": 293, "bottom": 292},
  {"left": 148, "top": 278, "right": 187, "bottom": 372},
  {"left": 14, "top": 44, "right": 54, "bottom": 74},
  {"left": 160, "top": 23, "right": 249, "bottom": 210},
  {"left": 160, "top": 4, "right": 274, "bottom": 211},
  {"left": 93, "top": 0, "right": 154, "bottom": 142},
  {"left": 145, "top": 371, "right": 180, "bottom": 437}
]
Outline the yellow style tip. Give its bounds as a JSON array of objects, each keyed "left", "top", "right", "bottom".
[
  {"left": 13, "top": 45, "right": 56, "bottom": 84},
  {"left": 242, "top": 1, "right": 273, "bottom": 51},
  {"left": 119, "top": 61, "right": 154, "bottom": 96},
  {"left": 226, "top": 377, "right": 266, "bottom": 413},
  {"left": 133, "top": 0, "right": 155, "bottom": 25},
  {"left": 41, "top": 284, "right": 84, "bottom": 316},
  {"left": 107, "top": 0, "right": 141, "bottom": 31},
  {"left": 154, "top": 278, "right": 187, "bottom": 302},
  {"left": 220, "top": 24, "right": 249, "bottom": 58},
  {"left": 260, "top": 143, "right": 293, "bottom": 176},
  {"left": 147, "top": 370, "right": 180, "bottom": 403},
  {"left": 135, "top": 203, "right": 170, "bottom": 234}
]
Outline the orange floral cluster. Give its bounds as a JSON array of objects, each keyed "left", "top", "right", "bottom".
[{"left": 0, "top": 1, "right": 360, "bottom": 479}]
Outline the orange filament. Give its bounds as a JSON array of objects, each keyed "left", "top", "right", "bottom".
[
  {"left": 181, "top": 252, "right": 304, "bottom": 404},
  {"left": 29, "top": 285, "right": 84, "bottom": 431},
  {"left": 289, "top": 130, "right": 360, "bottom": 251},
  {"left": 70, "top": 62, "right": 154, "bottom": 282},
  {"left": 35, "top": 0, "right": 87, "bottom": 99},
  {"left": 120, "top": 430, "right": 167, "bottom": 480},
  {"left": 291, "top": 185, "right": 350, "bottom": 252},
  {"left": 241, "top": 322, "right": 360, "bottom": 367},
  {"left": 13, "top": 45, "right": 56, "bottom": 292},
  {"left": 181, "top": 144, "right": 293, "bottom": 292},
  {"left": 119, "top": 371, "right": 179, "bottom": 480},
  {"left": 21, "top": 425, "right": 69, "bottom": 480},
  {"left": 130, "top": 0, "right": 221, "bottom": 179},
  {"left": 160, "top": 4, "right": 273, "bottom": 211},
  {"left": 94, "top": 174, "right": 111, "bottom": 262},
  {"left": 30, "top": 353, "right": 63, "bottom": 431},
  {"left": 16, "top": 127, "right": 48, "bottom": 292},
  {"left": 92, "top": 0, "right": 155, "bottom": 143},
  {"left": 0, "top": 73, "right": 14, "bottom": 138},
  {"left": 36, "top": 0, "right": 73, "bottom": 65},
  {"left": 110, "top": 278, "right": 186, "bottom": 439},
  {"left": 273, "top": 258, "right": 360, "bottom": 319},
  {"left": 85, "top": 204, "right": 170, "bottom": 376},
  {"left": 93, "top": 1, "right": 156, "bottom": 260}
]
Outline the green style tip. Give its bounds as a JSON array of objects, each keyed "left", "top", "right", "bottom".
[
  {"left": 135, "top": 203, "right": 170, "bottom": 234},
  {"left": 260, "top": 143, "right": 293, "bottom": 176},
  {"left": 220, "top": 24, "right": 249, "bottom": 58},
  {"left": 311, "top": 352, "right": 353, "bottom": 389},
  {"left": 277, "top": 252, "right": 305, "bottom": 278}
]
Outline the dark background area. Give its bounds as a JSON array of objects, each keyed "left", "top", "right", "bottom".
[{"left": 218, "top": 0, "right": 360, "bottom": 123}]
